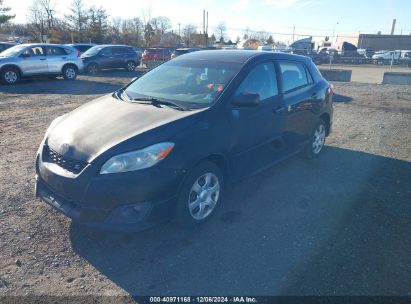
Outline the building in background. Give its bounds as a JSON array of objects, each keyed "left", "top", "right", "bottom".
[{"left": 335, "top": 33, "right": 411, "bottom": 51}]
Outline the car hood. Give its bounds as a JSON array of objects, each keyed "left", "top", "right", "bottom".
[{"left": 46, "top": 94, "right": 204, "bottom": 163}]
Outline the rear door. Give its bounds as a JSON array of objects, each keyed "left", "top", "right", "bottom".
[
  {"left": 229, "top": 61, "right": 286, "bottom": 177},
  {"left": 19, "top": 46, "right": 48, "bottom": 75},
  {"left": 45, "top": 46, "right": 69, "bottom": 74},
  {"left": 278, "top": 60, "right": 316, "bottom": 150}
]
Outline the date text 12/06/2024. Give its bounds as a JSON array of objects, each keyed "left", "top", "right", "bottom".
[{"left": 148, "top": 297, "right": 258, "bottom": 303}]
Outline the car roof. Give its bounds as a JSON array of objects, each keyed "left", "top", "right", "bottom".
[
  {"left": 173, "top": 50, "right": 311, "bottom": 64},
  {"left": 176, "top": 48, "right": 200, "bottom": 51},
  {"left": 16, "top": 43, "right": 74, "bottom": 48},
  {"left": 66, "top": 43, "right": 95, "bottom": 46},
  {"left": 96, "top": 44, "right": 133, "bottom": 48}
]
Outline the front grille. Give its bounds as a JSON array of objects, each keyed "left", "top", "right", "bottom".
[{"left": 43, "top": 146, "right": 87, "bottom": 174}]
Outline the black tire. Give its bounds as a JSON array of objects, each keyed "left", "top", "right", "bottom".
[
  {"left": 1, "top": 67, "right": 20, "bottom": 84},
  {"left": 87, "top": 63, "right": 99, "bottom": 75},
  {"left": 125, "top": 61, "right": 136, "bottom": 71},
  {"left": 175, "top": 161, "right": 224, "bottom": 227},
  {"left": 62, "top": 65, "right": 77, "bottom": 80},
  {"left": 303, "top": 119, "right": 327, "bottom": 159}
]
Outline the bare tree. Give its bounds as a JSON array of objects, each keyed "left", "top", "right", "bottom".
[
  {"left": 39, "top": 0, "right": 55, "bottom": 28},
  {"left": 28, "top": 0, "right": 47, "bottom": 41},
  {"left": 214, "top": 21, "right": 227, "bottom": 43},
  {"left": 150, "top": 16, "right": 171, "bottom": 34},
  {"left": 182, "top": 24, "right": 197, "bottom": 46}
]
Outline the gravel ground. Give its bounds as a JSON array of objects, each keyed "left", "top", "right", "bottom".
[{"left": 0, "top": 73, "right": 410, "bottom": 299}]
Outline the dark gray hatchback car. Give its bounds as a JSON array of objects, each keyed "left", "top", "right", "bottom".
[{"left": 35, "top": 50, "right": 333, "bottom": 231}]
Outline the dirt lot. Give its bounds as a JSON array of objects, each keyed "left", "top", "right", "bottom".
[{"left": 0, "top": 72, "right": 410, "bottom": 299}]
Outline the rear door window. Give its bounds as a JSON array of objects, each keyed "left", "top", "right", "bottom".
[
  {"left": 279, "top": 61, "right": 310, "bottom": 92},
  {"left": 46, "top": 46, "right": 66, "bottom": 56}
]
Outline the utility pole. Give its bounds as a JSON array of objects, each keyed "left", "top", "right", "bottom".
[
  {"left": 292, "top": 26, "right": 295, "bottom": 43},
  {"left": 178, "top": 23, "right": 181, "bottom": 46}
]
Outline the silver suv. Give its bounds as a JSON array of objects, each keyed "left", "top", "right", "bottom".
[{"left": 0, "top": 43, "right": 84, "bottom": 84}]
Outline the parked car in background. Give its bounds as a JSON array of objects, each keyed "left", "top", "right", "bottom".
[
  {"left": 142, "top": 48, "right": 173, "bottom": 69},
  {"left": 81, "top": 45, "right": 140, "bottom": 74},
  {"left": 35, "top": 50, "right": 333, "bottom": 231},
  {"left": 372, "top": 50, "right": 401, "bottom": 64},
  {"left": 0, "top": 42, "right": 18, "bottom": 52},
  {"left": 171, "top": 48, "right": 201, "bottom": 59},
  {"left": 65, "top": 43, "right": 96, "bottom": 54},
  {"left": 0, "top": 43, "right": 83, "bottom": 84}
]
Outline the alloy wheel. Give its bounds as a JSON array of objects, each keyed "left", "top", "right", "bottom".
[
  {"left": 312, "top": 124, "right": 326, "bottom": 154},
  {"left": 188, "top": 172, "right": 220, "bottom": 221},
  {"left": 127, "top": 62, "right": 136, "bottom": 71},
  {"left": 4, "top": 71, "right": 17, "bottom": 84},
  {"left": 65, "top": 67, "right": 76, "bottom": 79},
  {"left": 88, "top": 64, "right": 97, "bottom": 74}
]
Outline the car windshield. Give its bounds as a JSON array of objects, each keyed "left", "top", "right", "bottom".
[
  {"left": 82, "top": 46, "right": 103, "bottom": 57},
  {"left": 124, "top": 60, "right": 241, "bottom": 109},
  {"left": 0, "top": 45, "right": 26, "bottom": 57}
]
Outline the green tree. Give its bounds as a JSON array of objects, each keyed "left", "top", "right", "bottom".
[
  {"left": 87, "top": 6, "right": 108, "bottom": 43},
  {"left": 65, "top": 0, "right": 88, "bottom": 42},
  {"left": 0, "top": 0, "right": 15, "bottom": 27}
]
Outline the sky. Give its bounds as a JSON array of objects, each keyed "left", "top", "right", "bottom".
[{"left": 5, "top": 0, "right": 411, "bottom": 43}]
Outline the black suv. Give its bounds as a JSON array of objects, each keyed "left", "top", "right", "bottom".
[
  {"left": 36, "top": 50, "right": 333, "bottom": 231},
  {"left": 81, "top": 45, "right": 139, "bottom": 74},
  {"left": 0, "top": 42, "right": 18, "bottom": 53}
]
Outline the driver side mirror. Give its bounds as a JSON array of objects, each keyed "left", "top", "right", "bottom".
[{"left": 232, "top": 93, "right": 261, "bottom": 107}]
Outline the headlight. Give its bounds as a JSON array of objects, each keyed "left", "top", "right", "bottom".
[{"left": 100, "top": 142, "right": 174, "bottom": 174}]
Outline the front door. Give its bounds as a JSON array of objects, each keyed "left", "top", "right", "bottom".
[
  {"left": 100, "top": 47, "right": 116, "bottom": 69},
  {"left": 229, "top": 62, "right": 286, "bottom": 178},
  {"left": 19, "top": 46, "right": 48, "bottom": 76}
]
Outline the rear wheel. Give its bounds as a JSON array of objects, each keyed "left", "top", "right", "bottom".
[
  {"left": 62, "top": 65, "right": 77, "bottom": 80},
  {"left": 176, "top": 161, "right": 223, "bottom": 227},
  {"left": 1, "top": 67, "right": 20, "bottom": 84},
  {"left": 304, "top": 119, "right": 327, "bottom": 159},
  {"left": 125, "top": 61, "right": 136, "bottom": 71}
]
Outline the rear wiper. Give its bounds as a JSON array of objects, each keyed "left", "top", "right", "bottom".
[{"left": 132, "top": 97, "right": 188, "bottom": 111}]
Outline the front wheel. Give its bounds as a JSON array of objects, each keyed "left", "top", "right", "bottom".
[
  {"left": 175, "top": 161, "right": 223, "bottom": 227},
  {"left": 125, "top": 61, "right": 136, "bottom": 71},
  {"left": 62, "top": 65, "right": 77, "bottom": 80},
  {"left": 1, "top": 67, "right": 20, "bottom": 84},
  {"left": 87, "top": 63, "right": 99, "bottom": 75},
  {"left": 304, "top": 119, "right": 327, "bottom": 159}
]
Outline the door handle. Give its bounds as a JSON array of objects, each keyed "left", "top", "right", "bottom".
[
  {"left": 61, "top": 57, "right": 67, "bottom": 59},
  {"left": 40, "top": 58, "right": 46, "bottom": 60}
]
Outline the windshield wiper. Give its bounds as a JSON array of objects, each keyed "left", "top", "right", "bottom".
[
  {"left": 132, "top": 97, "right": 188, "bottom": 111},
  {"left": 113, "top": 88, "right": 131, "bottom": 101}
]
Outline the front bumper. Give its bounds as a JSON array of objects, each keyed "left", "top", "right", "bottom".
[{"left": 35, "top": 152, "right": 184, "bottom": 232}]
